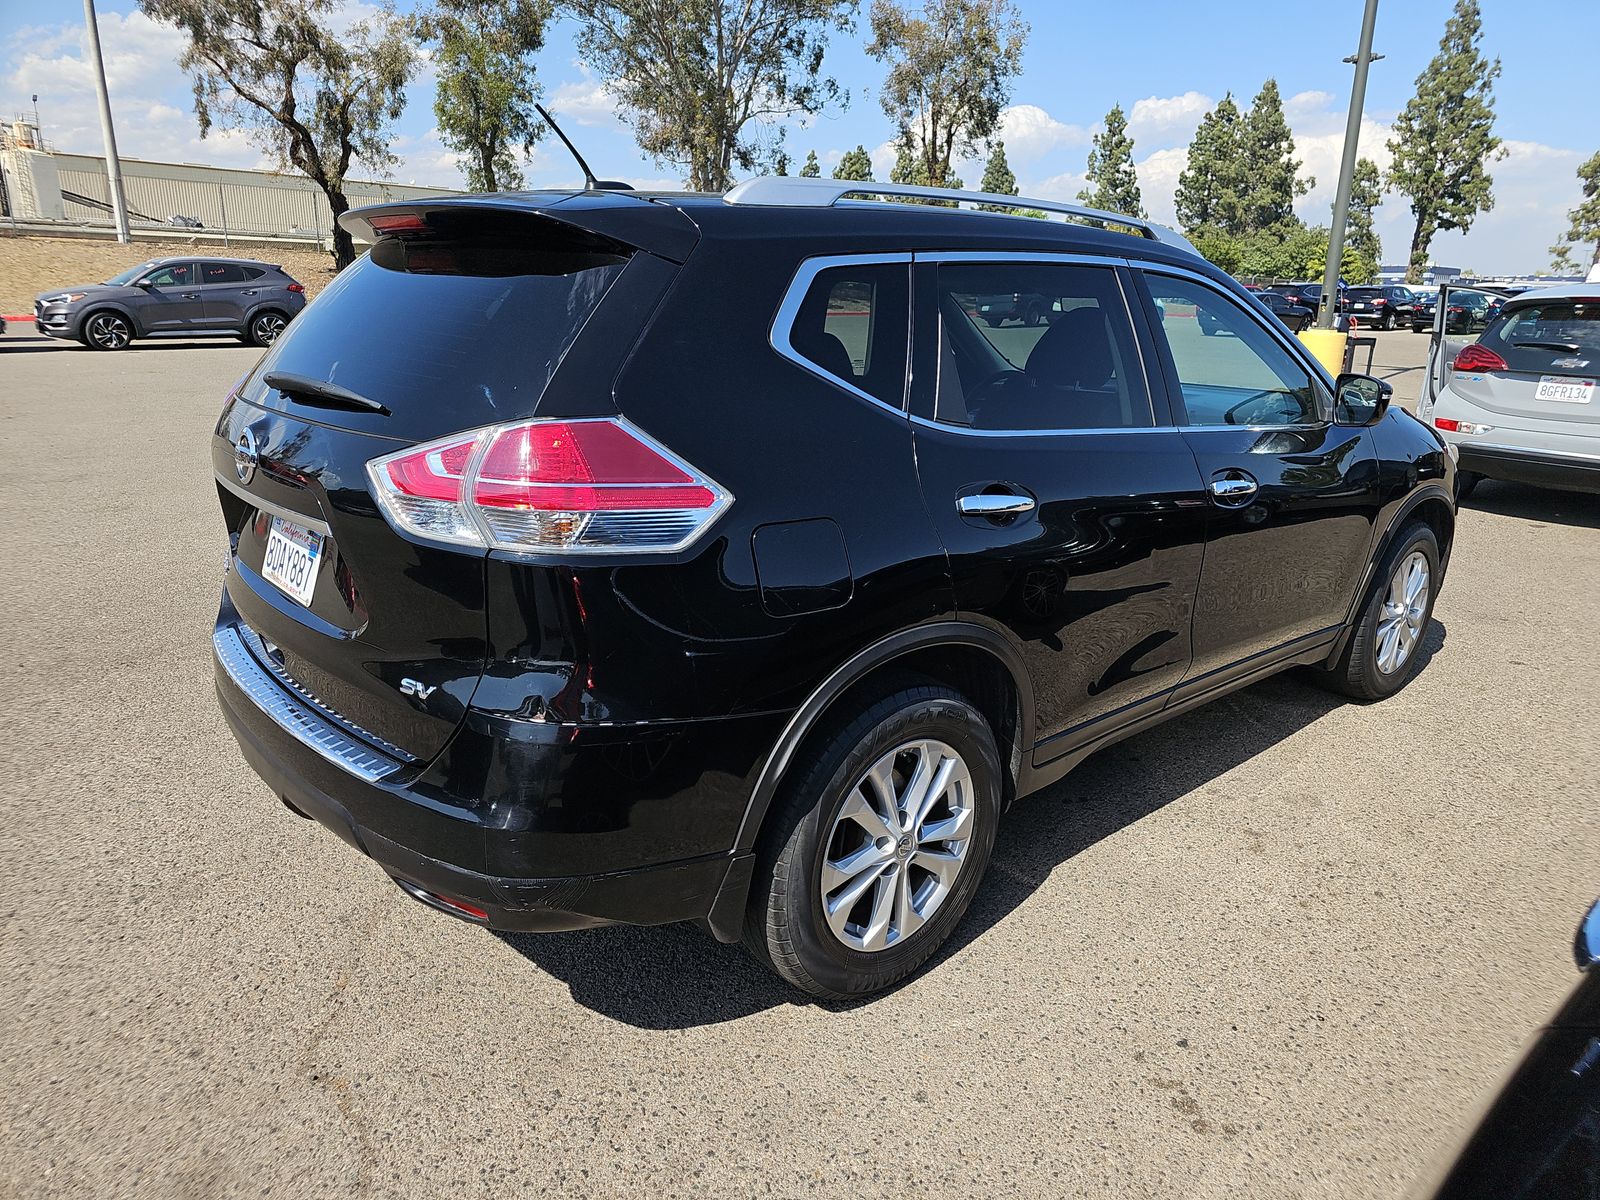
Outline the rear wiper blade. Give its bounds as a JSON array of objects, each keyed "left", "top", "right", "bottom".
[
  {"left": 262, "top": 371, "right": 390, "bottom": 415},
  {"left": 1512, "top": 341, "right": 1582, "bottom": 353}
]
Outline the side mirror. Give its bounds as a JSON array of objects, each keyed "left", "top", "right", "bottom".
[
  {"left": 1334, "top": 372, "right": 1392, "bottom": 426},
  {"left": 135, "top": 280, "right": 155, "bottom": 290}
]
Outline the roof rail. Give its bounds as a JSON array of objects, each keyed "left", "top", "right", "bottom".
[{"left": 722, "top": 175, "right": 1196, "bottom": 254}]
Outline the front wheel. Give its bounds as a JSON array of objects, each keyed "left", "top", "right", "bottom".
[
  {"left": 82, "top": 311, "right": 132, "bottom": 351},
  {"left": 1314, "top": 522, "right": 1441, "bottom": 702},
  {"left": 745, "top": 681, "right": 1001, "bottom": 999}
]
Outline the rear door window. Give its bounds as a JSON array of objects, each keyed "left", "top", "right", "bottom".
[
  {"left": 243, "top": 229, "right": 631, "bottom": 439},
  {"left": 202, "top": 262, "right": 248, "bottom": 284},
  {"left": 924, "top": 262, "right": 1151, "bottom": 431}
]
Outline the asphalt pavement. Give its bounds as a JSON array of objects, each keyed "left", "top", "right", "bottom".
[{"left": 1, "top": 329, "right": 1596, "bottom": 1199}]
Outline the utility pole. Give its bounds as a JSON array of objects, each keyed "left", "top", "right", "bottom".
[
  {"left": 83, "top": 0, "right": 131, "bottom": 244},
  {"left": 1319, "top": 0, "right": 1381, "bottom": 329}
]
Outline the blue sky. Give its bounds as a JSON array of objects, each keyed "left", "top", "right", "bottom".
[{"left": 3, "top": 1, "right": 1592, "bottom": 273}]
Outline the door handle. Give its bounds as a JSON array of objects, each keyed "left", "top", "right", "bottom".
[
  {"left": 241, "top": 289, "right": 258, "bottom": 296},
  {"left": 957, "top": 492, "right": 1036, "bottom": 517},
  {"left": 1209, "top": 471, "right": 1258, "bottom": 505},
  {"left": 180, "top": 292, "right": 199, "bottom": 299}
]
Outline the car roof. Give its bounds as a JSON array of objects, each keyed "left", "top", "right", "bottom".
[
  {"left": 1498, "top": 282, "right": 1600, "bottom": 308},
  {"left": 139, "top": 254, "right": 276, "bottom": 268}
]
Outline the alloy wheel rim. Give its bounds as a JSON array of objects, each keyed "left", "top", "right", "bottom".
[
  {"left": 89, "top": 314, "right": 128, "bottom": 349},
  {"left": 1376, "top": 550, "right": 1429, "bottom": 675},
  {"left": 819, "top": 738, "right": 975, "bottom": 953},
  {"left": 255, "top": 314, "right": 286, "bottom": 342}
]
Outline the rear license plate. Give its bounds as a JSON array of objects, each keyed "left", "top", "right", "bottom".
[
  {"left": 262, "top": 516, "right": 322, "bottom": 606},
  {"left": 1535, "top": 375, "right": 1595, "bottom": 404}
]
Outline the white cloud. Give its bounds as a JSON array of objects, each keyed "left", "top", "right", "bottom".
[
  {"left": 1283, "top": 89, "right": 1337, "bottom": 119},
  {"left": 997, "top": 104, "right": 1090, "bottom": 160},
  {"left": 549, "top": 66, "right": 625, "bottom": 129},
  {"left": 1133, "top": 146, "right": 1189, "bottom": 225},
  {"left": 1126, "top": 91, "right": 1213, "bottom": 145}
]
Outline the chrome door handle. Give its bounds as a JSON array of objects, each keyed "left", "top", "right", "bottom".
[
  {"left": 241, "top": 289, "right": 258, "bottom": 296},
  {"left": 1209, "top": 473, "right": 1258, "bottom": 504},
  {"left": 180, "top": 292, "right": 199, "bottom": 299},
  {"left": 958, "top": 492, "right": 1036, "bottom": 517}
]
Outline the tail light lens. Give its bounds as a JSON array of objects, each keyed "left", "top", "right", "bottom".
[
  {"left": 1452, "top": 344, "right": 1508, "bottom": 372},
  {"left": 1434, "top": 417, "right": 1493, "bottom": 435},
  {"left": 286, "top": 282, "right": 305, "bottom": 293},
  {"left": 367, "top": 418, "right": 731, "bottom": 555}
]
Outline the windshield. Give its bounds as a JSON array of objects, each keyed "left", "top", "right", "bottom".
[
  {"left": 1479, "top": 298, "right": 1600, "bottom": 372},
  {"left": 104, "top": 262, "right": 157, "bottom": 286}
]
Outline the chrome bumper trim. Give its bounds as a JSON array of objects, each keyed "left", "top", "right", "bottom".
[{"left": 214, "top": 624, "right": 404, "bottom": 783}]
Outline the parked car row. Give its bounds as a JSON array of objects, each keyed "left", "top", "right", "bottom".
[{"left": 31, "top": 256, "right": 306, "bottom": 350}]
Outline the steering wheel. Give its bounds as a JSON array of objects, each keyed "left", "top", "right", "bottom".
[{"left": 1224, "top": 390, "right": 1301, "bottom": 425}]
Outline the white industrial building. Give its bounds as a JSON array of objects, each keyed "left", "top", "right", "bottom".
[{"left": 0, "top": 120, "right": 457, "bottom": 244}]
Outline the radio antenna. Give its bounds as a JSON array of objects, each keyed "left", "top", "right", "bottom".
[{"left": 536, "top": 104, "right": 632, "bottom": 191}]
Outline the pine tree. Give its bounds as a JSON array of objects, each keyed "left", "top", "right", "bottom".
[
  {"left": 1239, "top": 79, "right": 1311, "bottom": 235},
  {"left": 1549, "top": 243, "right": 1580, "bottom": 276},
  {"left": 832, "top": 144, "right": 875, "bottom": 182},
  {"left": 1077, "top": 104, "right": 1143, "bottom": 217},
  {"left": 1343, "top": 157, "right": 1384, "bottom": 270},
  {"left": 773, "top": 150, "right": 790, "bottom": 176},
  {"left": 1174, "top": 93, "right": 1247, "bottom": 235},
  {"left": 1564, "top": 151, "right": 1600, "bottom": 268},
  {"left": 976, "top": 140, "right": 1017, "bottom": 210},
  {"left": 799, "top": 149, "right": 821, "bottom": 178},
  {"left": 1386, "top": 0, "right": 1503, "bottom": 284}
]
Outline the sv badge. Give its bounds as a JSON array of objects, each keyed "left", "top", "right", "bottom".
[{"left": 400, "top": 678, "right": 438, "bottom": 701}]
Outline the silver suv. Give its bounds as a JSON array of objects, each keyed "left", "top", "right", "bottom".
[
  {"left": 1420, "top": 283, "right": 1599, "bottom": 498},
  {"left": 34, "top": 256, "right": 307, "bottom": 351}
]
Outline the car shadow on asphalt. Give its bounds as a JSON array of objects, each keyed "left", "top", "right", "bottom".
[
  {"left": 499, "top": 620, "right": 1449, "bottom": 1030},
  {"left": 1460, "top": 480, "right": 1600, "bottom": 531}
]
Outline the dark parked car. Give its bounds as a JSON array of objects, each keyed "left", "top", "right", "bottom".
[
  {"left": 1424, "top": 899, "right": 1600, "bottom": 1198},
  {"left": 1344, "top": 285, "right": 1418, "bottom": 330},
  {"left": 211, "top": 177, "right": 1455, "bottom": 998},
  {"left": 1439, "top": 290, "right": 1498, "bottom": 334},
  {"left": 1202, "top": 290, "right": 1312, "bottom": 334},
  {"left": 35, "top": 256, "right": 306, "bottom": 350}
]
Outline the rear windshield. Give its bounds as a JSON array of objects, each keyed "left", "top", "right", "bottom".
[
  {"left": 1348, "top": 288, "right": 1382, "bottom": 300},
  {"left": 1479, "top": 299, "right": 1600, "bottom": 373},
  {"left": 244, "top": 228, "right": 629, "bottom": 439}
]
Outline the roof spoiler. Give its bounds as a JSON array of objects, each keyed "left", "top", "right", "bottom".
[{"left": 340, "top": 193, "right": 701, "bottom": 263}]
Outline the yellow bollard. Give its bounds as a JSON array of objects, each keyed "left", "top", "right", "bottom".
[{"left": 1297, "top": 328, "right": 1348, "bottom": 378}]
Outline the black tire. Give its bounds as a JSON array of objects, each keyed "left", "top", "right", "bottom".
[
  {"left": 248, "top": 310, "right": 288, "bottom": 347},
  {"left": 1200, "top": 320, "right": 1215, "bottom": 337},
  {"left": 1314, "top": 521, "right": 1441, "bottom": 702},
  {"left": 80, "top": 310, "right": 132, "bottom": 351},
  {"left": 1455, "top": 471, "right": 1482, "bottom": 501},
  {"left": 744, "top": 680, "right": 1002, "bottom": 999},
  {"left": 1382, "top": 311, "right": 1396, "bottom": 331},
  {"left": 983, "top": 316, "right": 1004, "bottom": 328},
  {"left": 1023, "top": 303, "right": 1042, "bottom": 328}
]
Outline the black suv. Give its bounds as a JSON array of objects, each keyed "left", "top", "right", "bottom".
[
  {"left": 211, "top": 178, "right": 1455, "bottom": 998},
  {"left": 1343, "top": 285, "right": 1417, "bottom": 330}
]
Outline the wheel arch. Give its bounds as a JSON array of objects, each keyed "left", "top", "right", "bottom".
[
  {"left": 703, "top": 622, "right": 1033, "bottom": 944},
  {"left": 734, "top": 622, "right": 1034, "bottom": 857},
  {"left": 75, "top": 303, "right": 140, "bottom": 340}
]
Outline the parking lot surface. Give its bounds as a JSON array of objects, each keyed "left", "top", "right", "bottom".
[{"left": 2, "top": 330, "right": 1596, "bottom": 1199}]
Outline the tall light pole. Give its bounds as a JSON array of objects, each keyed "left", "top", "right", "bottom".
[
  {"left": 83, "top": 0, "right": 131, "bottom": 244},
  {"left": 1318, "top": 0, "right": 1382, "bottom": 329}
]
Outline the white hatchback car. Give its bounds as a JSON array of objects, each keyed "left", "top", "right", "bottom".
[{"left": 1419, "top": 283, "right": 1600, "bottom": 498}]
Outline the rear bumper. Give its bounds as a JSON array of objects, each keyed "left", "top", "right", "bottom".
[
  {"left": 213, "top": 610, "right": 776, "bottom": 938},
  {"left": 1457, "top": 443, "right": 1600, "bottom": 495}
]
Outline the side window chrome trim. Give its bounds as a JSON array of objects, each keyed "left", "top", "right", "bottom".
[
  {"left": 770, "top": 252, "right": 913, "bottom": 416},
  {"left": 913, "top": 250, "right": 1133, "bottom": 268},
  {"left": 909, "top": 413, "right": 1180, "bottom": 438},
  {"left": 1129, "top": 259, "right": 1337, "bottom": 394}
]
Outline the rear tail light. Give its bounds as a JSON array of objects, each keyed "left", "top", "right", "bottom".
[
  {"left": 286, "top": 282, "right": 305, "bottom": 293},
  {"left": 1372, "top": 298, "right": 1387, "bottom": 306},
  {"left": 367, "top": 418, "right": 731, "bottom": 555},
  {"left": 369, "top": 213, "right": 430, "bottom": 235},
  {"left": 1434, "top": 417, "right": 1493, "bottom": 435},
  {"left": 1451, "top": 344, "right": 1508, "bottom": 372}
]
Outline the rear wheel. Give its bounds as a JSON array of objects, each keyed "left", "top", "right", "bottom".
[
  {"left": 1315, "top": 522, "right": 1440, "bottom": 702},
  {"left": 1023, "top": 302, "right": 1043, "bottom": 328},
  {"left": 983, "top": 316, "right": 1004, "bottom": 328},
  {"left": 82, "top": 311, "right": 131, "bottom": 351},
  {"left": 745, "top": 681, "right": 1001, "bottom": 999},
  {"left": 1382, "top": 311, "right": 1397, "bottom": 331},
  {"left": 248, "top": 310, "right": 287, "bottom": 347}
]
